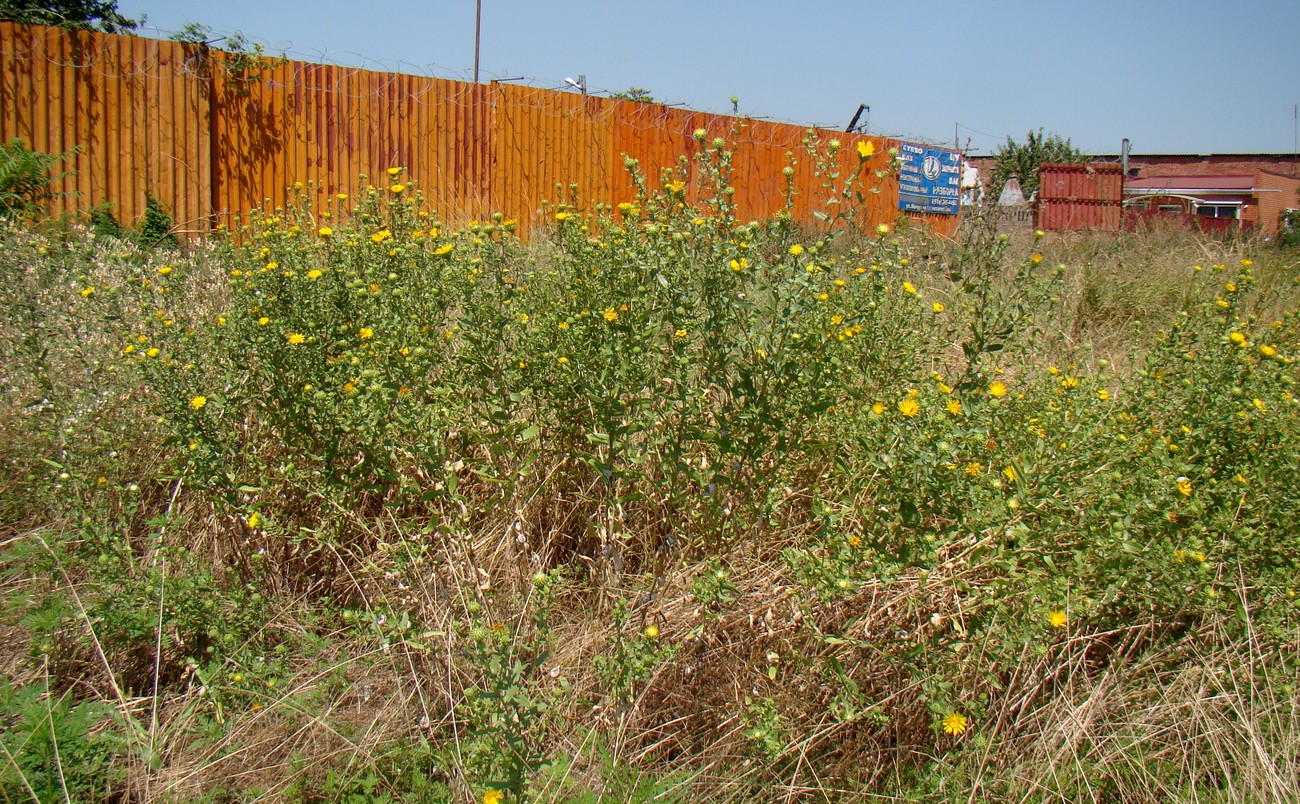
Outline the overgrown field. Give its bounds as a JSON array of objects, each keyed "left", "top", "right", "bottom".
[{"left": 3, "top": 140, "right": 1300, "bottom": 802}]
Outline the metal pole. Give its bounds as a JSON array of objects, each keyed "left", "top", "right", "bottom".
[{"left": 473, "top": 0, "right": 482, "bottom": 82}]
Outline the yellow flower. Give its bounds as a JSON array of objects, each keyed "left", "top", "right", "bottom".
[
  {"left": 789, "top": 244, "right": 804, "bottom": 256},
  {"left": 644, "top": 625, "right": 659, "bottom": 638},
  {"left": 435, "top": 243, "right": 455, "bottom": 255},
  {"left": 337, "top": 193, "right": 348, "bottom": 200},
  {"left": 1048, "top": 610, "right": 1068, "bottom": 629},
  {"left": 247, "top": 512, "right": 260, "bottom": 529},
  {"left": 483, "top": 791, "right": 503, "bottom": 804},
  {"left": 898, "top": 397, "right": 920, "bottom": 417},
  {"left": 876, "top": 224, "right": 890, "bottom": 236},
  {"left": 158, "top": 265, "right": 172, "bottom": 275},
  {"left": 664, "top": 179, "right": 684, "bottom": 193},
  {"left": 554, "top": 211, "right": 571, "bottom": 221},
  {"left": 1003, "top": 466, "right": 1017, "bottom": 482},
  {"left": 359, "top": 327, "right": 374, "bottom": 340},
  {"left": 729, "top": 258, "right": 748, "bottom": 272},
  {"left": 603, "top": 308, "right": 619, "bottom": 322},
  {"left": 963, "top": 462, "right": 982, "bottom": 477},
  {"left": 557, "top": 356, "right": 568, "bottom": 364},
  {"left": 1229, "top": 331, "right": 1246, "bottom": 346},
  {"left": 946, "top": 398, "right": 962, "bottom": 416},
  {"left": 871, "top": 402, "right": 885, "bottom": 415},
  {"left": 1259, "top": 344, "right": 1277, "bottom": 357},
  {"left": 146, "top": 347, "right": 160, "bottom": 358},
  {"left": 674, "top": 328, "right": 687, "bottom": 338},
  {"left": 1175, "top": 476, "right": 1192, "bottom": 497},
  {"left": 190, "top": 395, "right": 207, "bottom": 410},
  {"left": 1031, "top": 253, "right": 1043, "bottom": 264},
  {"left": 387, "top": 166, "right": 402, "bottom": 176},
  {"left": 371, "top": 229, "right": 392, "bottom": 244},
  {"left": 902, "top": 281, "right": 917, "bottom": 295},
  {"left": 856, "top": 140, "right": 875, "bottom": 159},
  {"left": 257, "top": 316, "right": 269, "bottom": 326},
  {"left": 318, "top": 226, "right": 333, "bottom": 237},
  {"left": 389, "top": 183, "right": 406, "bottom": 193},
  {"left": 1061, "top": 376, "right": 1079, "bottom": 389},
  {"left": 1224, "top": 282, "right": 1237, "bottom": 293},
  {"left": 987, "top": 381, "right": 1008, "bottom": 398},
  {"left": 307, "top": 269, "right": 323, "bottom": 280},
  {"left": 287, "top": 333, "right": 305, "bottom": 345},
  {"left": 942, "top": 712, "right": 968, "bottom": 736},
  {"left": 1097, "top": 389, "right": 1110, "bottom": 401},
  {"left": 1216, "top": 298, "right": 1230, "bottom": 309}
]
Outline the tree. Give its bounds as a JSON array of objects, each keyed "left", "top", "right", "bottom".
[
  {"left": 609, "top": 87, "right": 656, "bottom": 104},
  {"left": 990, "top": 129, "right": 1086, "bottom": 200},
  {"left": 0, "top": 0, "right": 140, "bottom": 33}
]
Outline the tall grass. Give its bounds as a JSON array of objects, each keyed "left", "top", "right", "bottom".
[{"left": 1, "top": 140, "right": 1298, "bottom": 801}]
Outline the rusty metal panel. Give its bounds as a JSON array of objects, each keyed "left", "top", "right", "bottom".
[{"left": 1036, "top": 163, "right": 1123, "bottom": 231}]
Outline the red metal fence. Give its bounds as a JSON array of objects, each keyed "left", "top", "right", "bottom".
[{"left": 1035, "top": 163, "right": 1124, "bottom": 231}]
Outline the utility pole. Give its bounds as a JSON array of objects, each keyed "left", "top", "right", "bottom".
[{"left": 473, "top": 0, "right": 482, "bottom": 82}]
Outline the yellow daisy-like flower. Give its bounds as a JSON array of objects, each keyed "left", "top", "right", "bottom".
[
  {"left": 158, "top": 265, "right": 172, "bottom": 275},
  {"left": 946, "top": 398, "right": 962, "bottom": 416},
  {"left": 1048, "top": 610, "right": 1068, "bottom": 629},
  {"left": 80, "top": 286, "right": 95, "bottom": 297},
  {"left": 942, "top": 712, "right": 968, "bottom": 736},
  {"left": 190, "top": 395, "right": 207, "bottom": 410},
  {"left": 554, "top": 211, "right": 571, "bottom": 221},
  {"left": 435, "top": 242, "right": 455, "bottom": 255},
  {"left": 789, "top": 244, "right": 805, "bottom": 256},
  {"left": 1003, "top": 466, "right": 1017, "bottom": 482},
  {"left": 856, "top": 140, "right": 875, "bottom": 159},
  {"left": 898, "top": 397, "right": 920, "bottom": 417},
  {"left": 371, "top": 229, "right": 392, "bottom": 244},
  {"left": 644, "top": 625, "right": 659, "bottom": 639},
  {"left": 729, "top": 258, "right": 748, "bottom": 272},
  {"left": 876, "top": 224, "right": 890, "bottom": 236},
  {"left": 988, "top": 381, "right": 1008, "bottom": 398},
  {"left": 1229, "top": 331, "right": 1247, "bottom": 346},
  {"left": 603, "top": 308, "right": 619, "bottom": 322},
  {"left": 1061, "top": 376, "right": 1079, "bottom": 390},
  {"left": 287, "top": 333, "right": 305, "bottom": 345},
  {"left": 932, "top": 302, "right": 945, "bottom": 313},
  {"left": 307, "top": 269, "right": 323, "bottom": 280},
  {"left": 902, "top": 281, "right": 917, "bottom": 295},
  {"left": 389, "top": 183, "right": 406, "bottom": 193},
  {"left": 483, "top": 790, "right": 503, "bottom": 804},
  {"left": 871, "top": 402, "right": 885, "bottom": 415},
  {"left": 1175, "top": 476, "right": 1192, "bottom": 497},
  {"left": 1097, "top": 389, "right": 1110, "bottom": 401},
  {"left": 674, "top": 328, "right": 687, "bottom": 338},
  {"left": 387, "top": 166, "right": 402, "bottom": 176},
  {"left": 1259, "top": 344, "right": 1277, "bottom": 357},
  {"left": 146, "top": 347, "right": 160, "bottom": 358},
  {"left": 359, "top": 327, "right": 374, "bottom": 340},
  {"left": 247, "top": 512, "right": 260, "bottom": 529},
  {"left": 963, "top": 462, "right": 983, "bottom": 477},
  {"left": 257, "top": 316, "right": 270, "bottom": 326},
  {"left": 318, "top": 226, "right": 333, "bottom": 237},
  {"left": 1031, "top": 253, "right": 1043, "bottom": 264}
]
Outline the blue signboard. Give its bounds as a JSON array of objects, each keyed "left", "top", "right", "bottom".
[{"left": 897, "top": 142, "right": 961, "bottom": 215}]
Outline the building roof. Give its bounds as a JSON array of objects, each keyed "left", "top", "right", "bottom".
[{"left": 1125, "top": 175, "right": 1257, "bottom": 193}]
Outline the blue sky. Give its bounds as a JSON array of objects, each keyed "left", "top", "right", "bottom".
[{"left": 119, "top": 0, "right": 1300, "bottom": 156}]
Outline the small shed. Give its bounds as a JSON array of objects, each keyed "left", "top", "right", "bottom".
[{"left": 1122, "top": 171, "right": 1300, "bottom": 236}]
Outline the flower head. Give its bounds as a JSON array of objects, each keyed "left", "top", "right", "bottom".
[
  {"left": 987, "top": 381, "right": 1008, "bottom": 398},
  {"left": 1048, "top": 610, "right": 1068, "bottom": 629},
  {"left": 898, "top": 397, "right": 920, "bottom": 417},
  {"left": 1175, "top": 476, "right": 1193, "bottom": 497},
  {"left": 483, "top": 791, "right": 503, "bottom": 804},
  {"left": 287, "top": 332, "right": 305, "bottom": 345},
  {"left": 942, "top": 712, "right": 969, "bottom": 736},
  {"left": 644, "top": 625, "right": 659, "bottom": 639},
  {"left": 856, "top": 140, "right": 875, "bottom": 159},
  {"left": 603, "top": 308, "right": 619, "bottom": 323},
  {"left": 359, "top": 327, "right": 374, "bottom": 340},
  {"left": 190, "top": 395, "right": 207, "bottom": 410}
]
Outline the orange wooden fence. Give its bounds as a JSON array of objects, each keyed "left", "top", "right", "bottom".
[{"left": 1, "top": 22, "right": 960, "bottom": 238}]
